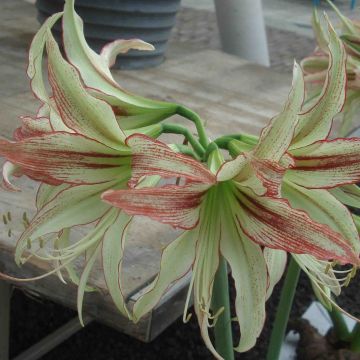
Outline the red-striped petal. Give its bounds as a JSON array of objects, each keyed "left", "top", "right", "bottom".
[
  {"left": 102, "top": 183, "right": 209, "bottom": 230},
  {"left": 0, "top": 132, "right": 130, "bottom": 185},
  {"left": 126, "top": 134, "right": 216, "bottom": 187},
  {"left": 235, "top": 187, "right": 360, "bottom": 265},
  {"left": 288, "top": 138, "right": 360, "bottom": 188}
]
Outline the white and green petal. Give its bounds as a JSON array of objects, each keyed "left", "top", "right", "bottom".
[
  {"left": 292, "top": 20, "right": 346, "bottom": 149},
  {"left": 62, "top": 0, "right": 177, "bottom": 120},
  {"left": 263, "top": 248, "right": 287, "bottom": 300},
  {"left": 46, "top": 31, "right": 126, "bottom": 149},
  {"left": 288, "top": 138, "right": 360, "bottom": 189},
  {"left": 282, "top": 181, "right": 360, "bottom": 255},
  {"left": 234, "top": 186, "right": 359, "bottom": 265},
  {"left": 0, "top": 133, "right": 131, "bottom": 185},
  {"left": 220, "top": 191, "right": 267, "bottom": 353}
]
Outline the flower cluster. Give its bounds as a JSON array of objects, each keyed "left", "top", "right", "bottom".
[{"left": 1, "top": 1, "right": 360, "bottom": 359}]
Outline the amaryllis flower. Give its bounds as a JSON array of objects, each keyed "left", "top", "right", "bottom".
[
  {"left": 101, "top": 58, "right": 360, "bottom": 358},
  {"left": 0, "top": 19, "right": 164, "bottom": 322},
  {"left": 228, "top": 22, "right": 360, "bottom": 315},
  {"left": 301, "top": 4, "right": 360, "bottom": 135}
]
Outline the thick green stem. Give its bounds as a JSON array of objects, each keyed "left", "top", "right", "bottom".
[
  {"left": 328, "top": 309, "right": 350, "bottom": 342},
  {"left": 176, "top": 106, "right": 209, "bottom": 148},
  {"left": 351, "top": 323, "right": 360, "bottom": 352},
  {"left": 212, "top": 257, "right": 234, "bottom": 360},
  {"left": 162, "top": 123, "right": 205, "bottom": 158},
  {"left": 266, "top": 257, "right": 301, "bottom": 360}
]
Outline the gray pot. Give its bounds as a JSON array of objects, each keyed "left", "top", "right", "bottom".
[{"left": 35, "top": 0, "right": 181, "bottom": 69}]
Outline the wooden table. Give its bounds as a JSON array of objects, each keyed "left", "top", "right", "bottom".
[{"left": 0, "top": 1, "right": 293, "bottom": 358}]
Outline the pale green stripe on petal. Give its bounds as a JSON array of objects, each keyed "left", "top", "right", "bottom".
[
  {"left": 292, "top": 20, "right": 346, "bottom": 149},
  {"left": 282, "top": 181, "right": 360, "bottom": 254},
  {"left": 330, "top": 184, "right": 360, "bottom": 209},
  {"left": 263, "top": 248, "right": 287, "bottom": 300},
  {"left": 254, "top": 61, "right": 304, "bottom": 161},
  {"left": 15, "top": 182, "right": 115, "bottom": 264},
  {"left": 133, "top": 230, "right": 196, "bottom": 321},
  {"left": 46, "top": 31, "right": 126, "bottom": 148},
  {"left": 220, "top": 207, "right": 267, "bottom": 353},
  {"left": 102, "top": 211, "right": 133, "bottom": 319}
]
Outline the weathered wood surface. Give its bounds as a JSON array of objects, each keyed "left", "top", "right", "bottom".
[{"left": 0, "top": 0, "right": 292, "bottom": 341}]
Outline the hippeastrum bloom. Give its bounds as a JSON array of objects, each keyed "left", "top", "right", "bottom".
[
  {"left": 61, "top": 0, "right": 180, "bottom": 130},
  {"left": 0, "top": 20, "right": 165, "bottom": 322},
  {"left": 101, "top": 58, "right": 360, "bottom": 358},
  {"left": 228, "top": 22, "right": 360, "bottom": 315},
  {"left": 301, "top": 3, "right": 360, "bottom": 135}
]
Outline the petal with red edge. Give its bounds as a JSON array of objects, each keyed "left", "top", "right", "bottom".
[
  {"left": 234, "top": 185, "right": 360, "bottom": 265},
  {"left": 220, "top": 204, "right": 267, "bottom": 352},
  {"left": 282, "top": 181, "right": 360, "bottom": 254},
  {"left": 46, "top": 31, "right": 126, "bottom": 149},
  {"left": 102, "top": 211, "right": 133, "bottom": 319},
  {"left": 100, "top": 39, "right": 154, "bottom": 68},
  {"left": 1, "top": 161, "right": 22, "bottom": 192},
  {"left": 291, "top": 21, "right": 346, "bottom": 149},
  {"left": 126, "top": 134, "right": 216, "bottom": 187},
  {"left": 0, "top": 133, "right": 131, "bottom": 185},
  {"left": 133, "top": 230, "right": 196, "bottom": 321},
  {"left": 102, "top": 183, "right": 209, "bottom": 230},
  {"left": 263, "top": 248, "right": 287, "bottom": 300},
  {"left": 14, "top": 116, "right": 52, "bottom": 140},
  {"left": 254, "top": 62, "right": 304, "bottom": 161},
  {"left": 288, "top": 138, "right": 360, "bottom": 189}
]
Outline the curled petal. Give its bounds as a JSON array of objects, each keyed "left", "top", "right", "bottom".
[
  {"left": 127, "top": 134, "right": 216, "bottom": 187},
  {"left": 1, "top": 161, "right": 22, "bottom": 192},
  {"left": 100, "top": 39, "right": 154, "bottom": 68},
  {"left": 292, "top": 19, "right": 347, "bottom": 149},
  {"left": 254, "top": 61, "right": 304, "bottom": 161},
  {"left": 217, "top": 153, "right": 292, "bottom": 197},
  {"left": 14, "top": 116, "right": 52, "bottom": 140}
]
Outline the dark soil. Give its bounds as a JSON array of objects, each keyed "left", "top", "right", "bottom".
[{"left": 9, "top": 269, "right": 360, "bottom": 360}]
